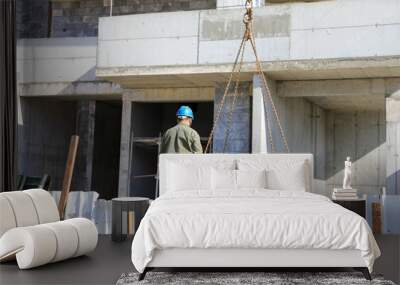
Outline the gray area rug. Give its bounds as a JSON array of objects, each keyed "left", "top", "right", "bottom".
[{"left": 117, "top": 272, "right": 396, "bottom": 285}]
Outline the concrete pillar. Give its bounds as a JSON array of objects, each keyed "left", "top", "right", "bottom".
[
  {"left": 213, "top": 83, "right": 251, "bottom": 153},
  {"left": 253, "top": 76, "right": 286, "bottom": 153},
  {"left": 118, "top": 97, "right": 132, "bottom": 197},
  {"left": 386, "top": 93, "right": 400, "bottom": 194},
  {"left": 311, "top": 104, "right": 326, "bottom": 181},
  {"left": 252, "top": 74, "right": 267, "bottom": 153},
  {"left": 73, "top": 100, "right": 95, "bottom": 191}
]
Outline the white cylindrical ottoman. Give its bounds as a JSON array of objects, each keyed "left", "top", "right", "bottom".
[{"left": 0, "top": 218, "right": 98, "bottom": 269}]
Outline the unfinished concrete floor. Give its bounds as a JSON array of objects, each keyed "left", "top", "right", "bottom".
[{"left": 0, "top": 235, "right": 134, "bottom": 285}]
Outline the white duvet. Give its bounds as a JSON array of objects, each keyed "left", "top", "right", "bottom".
[{"left": 131, "top": 190, "right": 380, "bottom": 273}]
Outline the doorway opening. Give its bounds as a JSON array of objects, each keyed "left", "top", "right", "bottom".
[{"left": 129, "top": 102, "right": 213, "bottom": 199}]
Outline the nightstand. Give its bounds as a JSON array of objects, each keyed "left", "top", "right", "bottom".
[
  {"left": 112, "top": 197, "right": 150, "bottom": 242},
  {"left": 332, "top": 198, "right": 366, "bottom": 218}
]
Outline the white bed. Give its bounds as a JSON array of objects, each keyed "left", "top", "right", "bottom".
[{"left": 131, "top": 154, "right": 380, "bottom": 280}]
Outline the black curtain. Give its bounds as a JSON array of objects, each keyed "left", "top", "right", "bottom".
[{"left": 0, "top": 0, "right": 17, "bottom": 192}]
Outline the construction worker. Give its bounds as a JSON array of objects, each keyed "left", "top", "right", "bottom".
[{"left": 160, "top": 106, "right": 203, "bottom": 154}]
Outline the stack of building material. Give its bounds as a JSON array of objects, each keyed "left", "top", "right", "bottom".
[
  {"left": 50, "top": 191, "right": 113, "bottom": 234},
  {"left": 332, "top": 188, "right": 358, "bottom": 200}
]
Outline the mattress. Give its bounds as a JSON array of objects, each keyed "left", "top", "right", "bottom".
[{"left": 131, "top": 190, "right": 380, "bottom": 273}]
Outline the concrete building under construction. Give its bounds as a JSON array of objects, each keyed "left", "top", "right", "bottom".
[
  {"left": 11, "top": 0, "right": 400, "bottom": 281},
  {"left": 17, "top": 0, "right": 399, "bottom": 201}
]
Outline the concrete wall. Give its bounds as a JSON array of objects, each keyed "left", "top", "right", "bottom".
[
  {"left": 386, "top": 94, "right": 400, "bottom": 194},
  {"left": 17, "top": 37, "right": 97, "bottom": 84},
  {"left": 214, "top": 75, "right": 387, "bottom": 197},
  {"left": 261, "top": 77, "right": 390, "bottom": 196},
  {"left": 275, "top": 78, "right": 393, "bottom": 195},
  {"left": 17, "top": 0, "right": 216, "bottom": 39},
  {"left": 257, "top": 77, "right": 326, "bottom": 192},
  {"left": 213, "top": 83, "right": 251, "bottom": 153},
  {"left": 51, "top": 0, "right": 216, "bottom": 37},
  {"left": 16, "top": 37, "right": 123, "bottom": 98},
  {"left": 74, "top": 101, "right": 96, "bottom": 192},
  {"left": 97, "top": 0, "right": 400, "bottom": 69},
  {"left": 18, "top": 98, "right": 77, "bottom": 190},
  {"left": 91, "top": 101, "right": 122, "bottom": 199},
  {"left": 17, "top": 0, "right": 49, "bottom": 39},
  {"left": 325, "top": 110, "right": 386, "bottom": 195},
  {"left": 19, "top": 98, "right": 122, "bottom": 196},
  {"left": 374, "top": 235, "right": 400, "bottom": 284}
]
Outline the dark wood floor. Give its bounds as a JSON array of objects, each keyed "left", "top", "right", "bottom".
[
  {"left": 0, "top": 235, "right": 134, "bottom": 285},
  {"left": 1, "top": 234, "right": 398, "bottom": 284}
]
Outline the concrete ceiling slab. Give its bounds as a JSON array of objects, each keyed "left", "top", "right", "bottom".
[
  {"left": 306, "top": 95, "right": 385, "bottom": 111},
  {"left": 96, "top": 56, "right": 400, "bottom": 88}
]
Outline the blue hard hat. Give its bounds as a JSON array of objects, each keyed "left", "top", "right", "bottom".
[{"left": 176, "top": 106, "right": 194, "bottom": 120}]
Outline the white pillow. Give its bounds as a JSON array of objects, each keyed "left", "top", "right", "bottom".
[
  {"left": 212, "top": 168, "right": 237, "bottom": 191},
  {"left": 267, "top": 166, "right": 306, "bottom": 191},
  {"left": 167, "top": 163, "right": 212, "bottom": 191},
  {"left": 236, "top": 169, "right": 268, "bottom": 189},
  {"left": 237, "top": 159, "right": 308, "bottom": 191}
]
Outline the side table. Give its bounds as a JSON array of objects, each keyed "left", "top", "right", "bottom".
[
  {"left": 112, "top": 197, "right": 150, "bottom": 242},
  {"left": 332, "top": 198, "right": 366, "bottom": 218}
]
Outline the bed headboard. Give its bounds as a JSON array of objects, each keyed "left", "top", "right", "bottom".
[{"left": 158, "top": 153, "right": 313, "bottom": 196}]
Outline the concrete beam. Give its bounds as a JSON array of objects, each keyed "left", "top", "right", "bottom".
[
  {"left": 217, "top": 0, "right": 264, "bottom": 9},
  {"left": 277, "top": 79, "right": 387, "bottom": 98},
  {"left": 123, "top": 87, "right": 215, "bottom": 102},
  {"left": 19, "top": 82, "right": 122, "bottom": 98},
  {"left": 97, "top": 56, "right": 400, "bottom": 88},
  {"left": 277, "top": 78, "right": 400, "bottom": 112}
]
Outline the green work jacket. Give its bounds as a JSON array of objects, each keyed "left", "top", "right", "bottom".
[{"left": 160, "top": 123, "right": 203, "bottom": 154}]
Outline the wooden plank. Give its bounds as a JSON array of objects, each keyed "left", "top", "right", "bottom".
[
  {"left": 372, "top": 202, "right": 382, "bottom": 234},
  {"left": 128, "top": 211, "right": 135, "bottom": 235},
  {"left": 58, "top": 135, "right": 79, "bottom": 220}
]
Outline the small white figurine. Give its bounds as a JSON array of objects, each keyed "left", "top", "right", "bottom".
[{"left": 343, "top": 156, "right": 352, "bottom": 189}]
